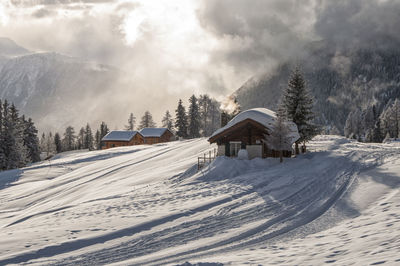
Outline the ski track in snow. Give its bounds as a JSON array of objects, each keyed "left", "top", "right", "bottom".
[{"left": 0, "top": 136, "right": 399, "bottom": 265}]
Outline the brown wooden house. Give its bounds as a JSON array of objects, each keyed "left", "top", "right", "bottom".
[
  {"left": 139, "top": 128, "right": 174, "bottom": 144},
  {"left": 208, "top": 108, "right": 300, "bottom": 159},
  {"left": 101, "top": 131, "right": 144, "bottom": 149}
]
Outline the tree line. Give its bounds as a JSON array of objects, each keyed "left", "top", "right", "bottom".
[
  {"left": 40, "top": 93, "right": 223, "bottom": 156},
  {"left": 0, "top": 99, "right": 40, "bottom": 170},
  {"left": 344, "top": 98, "right": 400, "bottom": 143}
]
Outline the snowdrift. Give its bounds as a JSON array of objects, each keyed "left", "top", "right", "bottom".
[{"left": 0, "top": 136, "right": 399, "bottom": 265}]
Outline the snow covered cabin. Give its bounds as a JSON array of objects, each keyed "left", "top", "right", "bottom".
[
  {"left": 101, "top": 130, "right": 144, "bottom": 149},
  {"left": 208, "top": 108, "right": 300, "bottom": 159},
  {"left": 139, "top": 128, "right": 174, "bottom": 145}
]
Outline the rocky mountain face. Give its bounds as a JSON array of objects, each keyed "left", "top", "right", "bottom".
[
  {"left": 0, "top": 38, "right": 124, "bottom": 132},
  {"left": 235, "top": 41, "right": 400, "bottom": 133}
]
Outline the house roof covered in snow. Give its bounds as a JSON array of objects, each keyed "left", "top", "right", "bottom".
[
  {"left": 139, "top": 128, "right": 169, "bottom": 138},
  {"left": 209, "top": 108, "right": 300, "bottom": 144},
  {"left": 101, "top": 131, "right": 140, "bottom": 142}
]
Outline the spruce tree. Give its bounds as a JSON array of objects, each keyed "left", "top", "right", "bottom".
[
  {"left": 125, "top": 113, "right": 136, "bottom": 131},
  {"left": 4, "top": 103, "right": 28, "bottom": 168},
  {"left": 62, "top": 126, "right": 76, "bottom": 151},
  {"left": 138, "top": 111, "right": 156, "bottom": 129},
  {"left": 161, "top": 110, "right": 174, "bottom": 132},
  {"left": 23, "top": 116, "right": 41, "bottom": 162},
  {"left": 54, "top": 132, "right": 62, "bottom": 153},
  {"left": 175, "top": 99, "right": 188, "bottom": 138},
  {"left": 100, "top": 122, "right": 109, "bottom": 139},
  {"left": 282, "top": 67, "right": 318, "bottom": 153},
  {"left": 84, "top": 123, "right": 94, "bottom": 150},
  {"left": 188, "top": 95, "right": 201, "bottom": 138},
  {"left": 199, "top": 94, "right": 211, "bottom": 136},
  {"left": 78, "top": 127, "right": 85, "bottom": 149},
  {"left": 95, "top": 129, "right": 101, "bottom": 150}
]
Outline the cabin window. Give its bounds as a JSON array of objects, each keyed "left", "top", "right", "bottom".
[
  {"left": 111, "top": 144, "right": 115, "bottom": 147},
  {"left": 230, "top": 141, "right": 241, "bottom": 157}
]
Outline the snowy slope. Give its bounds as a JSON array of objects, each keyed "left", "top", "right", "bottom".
[{"left": 0, "top": 137, "right": 399, "bottom": 265}]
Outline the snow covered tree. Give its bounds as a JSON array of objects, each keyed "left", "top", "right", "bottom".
[
  {"left": 125, "top": 113, "right": 136, "bottom": 131},
  {"left": 84, "top": 123, "right": 94, "bottom": 150},
  {"left": 188, "top": 95, "right": 201, "bottom": 138},
  {"left": 77, "top": 127, "right": 85, "bottom": 150},
  {"left": 175, "top": 99, "right": 188, "bottom": 138},
  {"left": 95, "top": 129, "right": 101, "bottom": 150},
  {"left": 45, "top": 132, "right": 56, "bottom": 156},
  {"left": 161, "top": 110, "right": 174, "bottom": 132},
  {"left": 54, "top": 132, "right": 62, "bottom": 153},
  {"left": 138, "top": 111, "right": 156, "bottom": 129},
  {"left": 380, "top": 99, "right": 400, "bottom": 139},
  {"left": 282, "top": 67, "right": 318, "bottom": 153},
  {"left": 62, "top": 126, "right": 76, "bottom": 151},
  {"left": 267, "top": 107, "right": 292, "bottom": 163}
]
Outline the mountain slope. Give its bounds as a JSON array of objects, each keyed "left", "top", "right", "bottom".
[
  {"left": 0, "top": 136, "right": 399, "bottom": 265},
  {"left": 235, "top": 41, "right": 400, "bottom": 133},
  {"left": 0, "top": 37, "right": 30, "bottom": 57},
  {"left": 0, "top": 42, "right": 125, "bottom": 131}
]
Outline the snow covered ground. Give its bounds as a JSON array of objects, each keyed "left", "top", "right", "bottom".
[{"left": 0, "top": 136, "right": 399, "bottom": 265}]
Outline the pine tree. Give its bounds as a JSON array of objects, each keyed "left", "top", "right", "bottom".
[
  {"left": 199, "top": 94, "right": 211, "bottom": 136},
  {"left": 372, "top": 119, "right": 383, "bottom": 143},
  {"left": 100, "top": 122, "right": 109, "bottom": 139},
  {"left": 4, "top": 103, "right": 28, "bottom": 168},
  {"left": 125, "top": 113, "right": 136, "bottom": 131},
  {"left": 95, "top": 129, "right": 101, "bottom": 150},
  {"left": 282, "top": 67, "right": 318, "bottom": 153},
  {"left": 78, "top": 127, "right": 85, "bottom": 149},
  {"left": 175, "top": 99, "right": 188, "bottom": 138},
  {"left": 267, "top": 107, "right": 292, "bottom": 163},
  {"left": 45, "top": 132, "right": 56, "bottom": 156},
  {"left": 161, "top": 110, "right": 174, "bottom": 132},
  {"left": 188, "top": 95, "right": 201, "bottom": 138},
  {"left": 62, "top": 126, "right": 76, "bottom": 151},
  {"left": 138, "top": 111, "right": 156, "bottom": 130},
  {"left": 84, "top": 123, "right": 94, "bottom": 150},
  {"left": 23, "top": 116, "right": 41, "bottom": 162},
  {"left": 54, "top": 132, "right": 62, "bottom": 153},
  {"left": 40, "top": 132, "right": 46, "bottom": 153}
]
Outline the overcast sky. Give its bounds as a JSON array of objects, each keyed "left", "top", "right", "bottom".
[{"left": 0, "top": 0, "right": 399, "bottom": 127}]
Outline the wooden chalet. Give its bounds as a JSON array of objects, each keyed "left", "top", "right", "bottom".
[
  {"left": 208, "top": 108, "right": 299, "bottom": 159},
  {"left": 139, "top": 128, "right": 174, "bottom": 144},
  {"left": 101, "top": 131, "right": 144, "bottom": 149}
]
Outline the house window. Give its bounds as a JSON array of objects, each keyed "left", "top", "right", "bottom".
[{"left": 230, "top": 141, "right": 241, "bottom": 157}]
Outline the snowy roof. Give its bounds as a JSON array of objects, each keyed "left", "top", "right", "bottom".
[
  {"left": 139, "top": 128, "right": 169, "bottom": 138},
  {"left": 101, "top": 131, "right": 139, "bottom": 142},
  {"left": 210, "top": 108, "right": 300, "bottom": 144}
]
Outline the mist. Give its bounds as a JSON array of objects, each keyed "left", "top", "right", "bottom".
[{"left": 0, "top": 0, "right": 400, "bottom": 132}]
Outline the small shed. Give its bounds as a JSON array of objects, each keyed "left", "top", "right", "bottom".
[
  {"left": 139, "top": 128, "right": 174, "bottom": 144},
  {"left": 208, "top": 108, "right": 300, "bottom": 159},
  {"left": 101, "top": 131, "right": 144, "bottom": 149}
]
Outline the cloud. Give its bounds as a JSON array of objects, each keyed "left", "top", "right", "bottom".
[
  {"left": 1, "top": 0, "right": 400, "bottom": 131},
  {"left": 196, "top": 0, "right": 317, "bottom": 75},
  {"left": 314, "top": 0, "right": 400, "bottom": 52}
]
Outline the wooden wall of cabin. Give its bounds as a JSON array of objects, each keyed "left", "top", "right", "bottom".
[{"left": 218, "top": 126, "right": 266, "bottom": 146}]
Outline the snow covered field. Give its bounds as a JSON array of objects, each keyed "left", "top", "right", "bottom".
[{"left": 0, "top": 136, "right": 399, "bottom": 265}]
